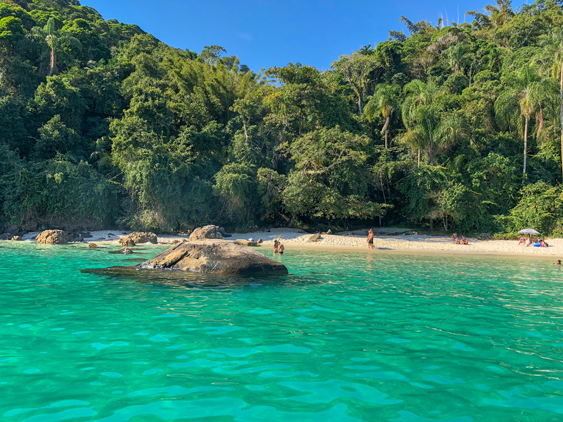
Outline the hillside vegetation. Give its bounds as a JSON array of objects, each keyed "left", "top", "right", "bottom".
[{"left": 1, "top": 0, "right": 563, "bottom": 235}]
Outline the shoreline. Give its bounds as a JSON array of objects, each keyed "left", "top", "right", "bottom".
[{"left": 10, "top": 228, "right": 563, "bottom": 261}]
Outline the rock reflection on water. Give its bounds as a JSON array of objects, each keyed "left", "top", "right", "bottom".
[{"left": 81, "top": 266, "right": 307, "bottom": 289}]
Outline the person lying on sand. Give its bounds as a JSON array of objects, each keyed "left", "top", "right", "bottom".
[
  {"left": 518, "top": 236, "right": 526, "bottom": 245},
  {"left": 462, "top": 236, "right": 469, "bottom": 245},
  {"left": 540, "top": 238, "right": 549, "bottom": 247},
  {"left": 367, "top": 229, "right": 374, "bottom": 249},
  {"left": 554, "top": 260, "right": 561, "bottom": 265}
]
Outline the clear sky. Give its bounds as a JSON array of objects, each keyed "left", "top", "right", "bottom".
[{"left": 85, "top": 0, "right": 524, "bottom": 71}]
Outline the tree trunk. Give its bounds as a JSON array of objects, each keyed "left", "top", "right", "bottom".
[
  {"left": 417, "top": 149, "right": 421, "bottom": 166},
  {"left": 242, "top": 119, "right": 249, "bottom": 143},
  {"left": 49, "top": 47, "right": 56, "bottom": 76},
  {"left": 288, "top": 213, "right": 297, "bottom": 228},
  {"left": 381, "top": 116, "right": 390, "bottom": 148},
  {"left": 560, "top": 59, "right": 563, "bottom": 181},
  {"left": 523, "top": 117, "right": 529, "bottom": 175}
]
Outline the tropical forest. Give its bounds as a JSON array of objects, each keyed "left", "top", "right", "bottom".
[{"left": 1, "top": 0, "right": 563, "bottom": 237}]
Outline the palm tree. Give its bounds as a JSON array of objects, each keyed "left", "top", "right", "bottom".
[
  {"left": 401, "top": 80, "right": 441, "bottom": 165},
  {"left": 494, "top": 65, "right": 557, "bottom": 175},
  {"left": 364, "top": 84, "right": 400, "bottom": 148}
]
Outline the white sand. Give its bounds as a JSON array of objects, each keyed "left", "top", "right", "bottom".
[{"left": 20, "top": 227, "right": 558, "bottom": 260}]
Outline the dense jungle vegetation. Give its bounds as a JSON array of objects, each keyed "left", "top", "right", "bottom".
[{"left": 1, "top": 0, "right": 563, "bottom": 235}]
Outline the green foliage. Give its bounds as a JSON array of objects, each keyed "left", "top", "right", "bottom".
[{"left": 0, "top": 0, "right": 562, "bottom": 236}]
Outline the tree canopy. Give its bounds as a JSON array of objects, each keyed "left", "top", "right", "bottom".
[{"left": 1, "top": 0, "right": 563, "bottom": 236}]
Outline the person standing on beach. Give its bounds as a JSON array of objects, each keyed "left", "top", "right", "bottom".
[
  {"left": 367, "top": 229, "right": 374, "bottom": 249},
  {"left": 273, "top": 240, "right": 279, "bottom": 254}
]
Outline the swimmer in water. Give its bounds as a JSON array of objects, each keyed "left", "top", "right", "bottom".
[
  {"left": 555, "top": 260, "right": 561, "bottom": 265},
  {"left": 279, "top": 243, "right": 284, "bottom": 255},
  {"left": 273, "top": 239, "right": 279, "bottom": 254}
]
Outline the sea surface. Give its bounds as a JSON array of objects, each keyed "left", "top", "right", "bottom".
[{"left": 1, "top": 243, "right": 563, "bottom": 421}]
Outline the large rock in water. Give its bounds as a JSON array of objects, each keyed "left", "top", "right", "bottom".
[
  {"left": 138, "top": 240, "right": 287, "bottom": 275},
  {"left": 36, "top": 230, "right": 67, "bottom": 245},
  {"left": 119, "top": 232, "right": 157, "bottom": 246},
  {"left": 189, "top": 225, "right": 223, "bottom": 241}
]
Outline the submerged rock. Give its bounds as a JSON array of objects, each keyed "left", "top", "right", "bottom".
[
  {"left": 138, "top": 240, "right": 286, "bottom": 275},
  {"left": 36, "top": 230, "right": 68, "bottom": 245},
  {"left": 189, "top": 225, "right": 223, "bottom": 241},
  {"left": 120, "top": 248, "right": 133, "bottom": 255},
  {"left": 119, "top": 232, "right": 157, "bottom": 246}
]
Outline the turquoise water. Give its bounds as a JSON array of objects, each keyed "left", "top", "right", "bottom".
[{"left": 1, "top": 244, "right": 563, "bottom": 421}]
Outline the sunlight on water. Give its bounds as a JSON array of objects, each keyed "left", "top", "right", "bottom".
[{"left": 1, "top": 243, "right": 563, "bottom": 421}]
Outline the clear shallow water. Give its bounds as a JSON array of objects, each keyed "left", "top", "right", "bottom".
[{"left": 1, "top": 244, "right": 563, "bottom": 421}]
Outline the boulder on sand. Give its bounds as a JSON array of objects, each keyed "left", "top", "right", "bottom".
[
  {"left": 308, "top": 233, "right": 322, "bottom": 243},
  {"left": 189, "top": 225, "right": 223, "bottom": 241},
  {"left": 119, "top": 232, "right": 157, "bottom": 246},
  {"left": 236, "top": 239, "right": 259, "bottom": 247},
  {"left": 36, "top": 230, "right": 68, "bottom": 245},
  {"left": 134, "top": 240, "right": 287, "bottom": 275}
]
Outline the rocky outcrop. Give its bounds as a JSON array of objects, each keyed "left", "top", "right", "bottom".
[
  {"left": 189, "top": 225, "right": 223, "bottom": 241},
  {"left": 119, "top": 232, "right": 158, "bottom": 246},
  {"left": 36, "top": 230, "right": 68, "bottom": 245},
  {"left": 136, "top": 240, "right": 287, "bottom": 275},
  {"left": 88, "top": 243, "right": 100, "bottom": 249},
  {"left": 120, "top": 238, "right": 135, "bottom": 247}
]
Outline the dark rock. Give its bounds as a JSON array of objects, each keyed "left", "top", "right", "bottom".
[
  {"left": 119, "top": 232, "right": 157, "bottom": 246},
  {"left": 0, "top": 233, "right": 12, "bottom": 240},
  {"left": 36, "top": 230, "right": 68, "bottom": 245},
  {"left": 66, "top": 232, "right": 82, "bottom": 242},
  {"left": 222, "top": 233, "right": 232, "bottom": 238},
  {"left": 308, "top": 233, "right": 322, "bottom": 243},
  {"left": 80, "top": 232, "right": 93, "bottom": 239},
  {"left": 136, "top": 240, "right": 287, "bottom": 275},
  {"left": 10, "top": 236, "right": 22, "bottom": 241},
  {"left": 189, "top": 225, "right": 223, "bottom": 241}
]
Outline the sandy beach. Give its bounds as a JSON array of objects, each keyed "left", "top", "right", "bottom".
[{"left": 18, "top": 228, "right": 563, "bottom": 260}]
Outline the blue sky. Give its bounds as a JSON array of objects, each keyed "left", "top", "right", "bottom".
[{"left": 85, "top": 0, "right": 525, "bottom": 71}]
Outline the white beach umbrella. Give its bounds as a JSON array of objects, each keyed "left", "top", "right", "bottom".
[{"left": 518, "top": 229, "right": 540, "bottom": 235}]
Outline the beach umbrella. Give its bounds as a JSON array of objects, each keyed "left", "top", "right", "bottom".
[{"left": 519, "top": 229, "right": 540, "bottom": 235}]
